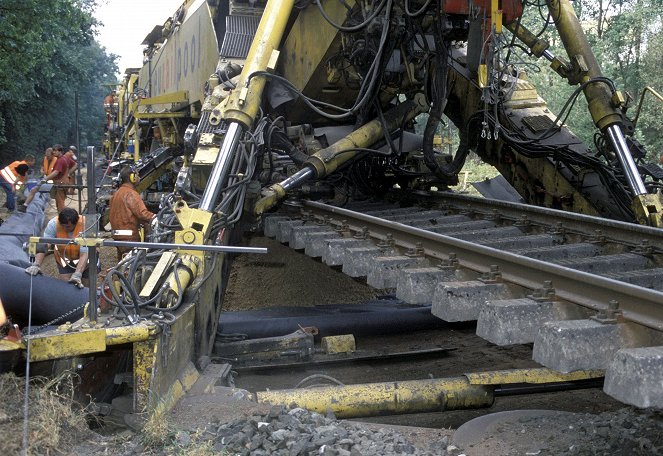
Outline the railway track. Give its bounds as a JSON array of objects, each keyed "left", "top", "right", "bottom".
[{"left": 259, "top": 191, "right": 663, "bottom": 408}]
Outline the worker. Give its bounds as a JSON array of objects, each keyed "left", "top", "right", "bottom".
[
  {"left": 24, "top": 208, "right": 93, "bottom": 288},
  {"left": 109, "top": 166, "right": 156, "bottom": 261},
  {"left": 1, "top": 162, "right": 30, "bottom": 211},
  {"left": 42, "top": 145, "right": 70, "bottom": 212},
  {"left": 103, "top": 91, "right": 117, "bottom": 112},
  {"left": 65, "top": 146, "right": 78, "bottom": 194},
  {"left": 42, "top": 147, "right": 56, "bottom": 176},
  {"left": 150, "top": 125, "right": 163, "bottom": 152},
  {"left": 1, "top": 153, "right": 35, "bottom": 190},
  {"left": 9, "top": 154, "right": 36, "bottom": 175}
]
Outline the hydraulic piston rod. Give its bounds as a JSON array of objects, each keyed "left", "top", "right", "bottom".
[
  {"left": 256, "top": 368, "right": 604, "bottom": 418},
  {"left": 199, "top": 122, "right": 243, "bottom": 211},
  {"left": 257, "top": 377, "right": 494, "bottom": 418},
  {"left": 606, "top": 125, "right": 647, "bottom": 195},
  {"left": 547, "top": 0, "right": 647, "bottom": 197}
]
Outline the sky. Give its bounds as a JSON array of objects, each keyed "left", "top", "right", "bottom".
[{"left": 93, "top": 0, "right": 185, "bottom": 76}]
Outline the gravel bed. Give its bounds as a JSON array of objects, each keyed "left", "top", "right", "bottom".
[{"left": 198, "top": 405, "right": 456, "bottom": 456}]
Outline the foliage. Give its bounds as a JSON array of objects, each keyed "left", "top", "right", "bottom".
[
  {"left": 0, "top": 0, "right": 117, "bottom": 165},
  {"left": 514, "top": 0, "right": 663, "bottom": 160}
]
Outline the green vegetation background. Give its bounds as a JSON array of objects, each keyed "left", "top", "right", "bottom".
[{"left": 0, "top": 0, "right": 117, "bottom": 162}]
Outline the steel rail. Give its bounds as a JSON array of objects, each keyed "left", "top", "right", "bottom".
[
  {"left": 403, "top": 191, "right": 663, "bottom": 247},
  {"left": 303, "top": 200, "right": 663, "bottom": 332}
]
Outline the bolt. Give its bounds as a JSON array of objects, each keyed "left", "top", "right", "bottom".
[
  {"left": 378, "top": 233, "right": 394, "bottom": 248},
  {"left": 515, "top": 215, "right": 529, "bottom": 227}
]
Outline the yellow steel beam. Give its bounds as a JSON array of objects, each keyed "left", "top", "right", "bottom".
[
  {"left": 134, "top": 113, "right": 187, "bottom": 119},
  {"left": 138, "top": 90, "right": 189, "bottom": 106},
  {"left": 547, "top": 0, "right": 620, "bottom": 130},
  {"left": 256, "top": 377, "right": 493, "bottom": 418},
  {"left": 213, "top": 0, "right": 295, "bottom": 128},
  {"left": 28, "top": 329, "right": 106, "bottom": 362},
  {"left": 465, "top": 368, "right": 604, "bottom": 385},
  {"left": 105, "top": 322, "right": 155, "bottom": 346},
  {"left": 151, "top": 361, "right": 200, "bottom": 418},
  {"left": 134, "top": 339, "right": 157, "bottom": 412},
  {"left": 257, "top": 367, "right": 605, "bottom": 418}
]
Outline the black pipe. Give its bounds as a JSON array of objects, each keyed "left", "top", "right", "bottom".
[
  {"left": 216, "top": 299, "right": 446, "bottom": 340},
  {"left": 0, "top": 192, "right": 48, "bottom": 269},
  {"left": 0, "top": 263, "right": 87, "bottom": 327}
]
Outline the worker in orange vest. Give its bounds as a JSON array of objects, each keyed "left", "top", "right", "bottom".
[
  {"left": 1, "top": 160, "right": 32, "bottom": 211},
  {"left": 42, "top": 147, "right": 57, "bottom": 176},
  {"left": 24, "top": 208, "right": 94, "bottom": 288}
]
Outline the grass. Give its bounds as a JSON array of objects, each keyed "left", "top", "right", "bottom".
[
  {"left": 0, "top": 371, "right": 220, "bottom": 455},
  {"left": 449, "top": 157, "right": 501, "bottom": 197},
  {"left": 0, "top": 371, "right": 90, "bottom": 455}
]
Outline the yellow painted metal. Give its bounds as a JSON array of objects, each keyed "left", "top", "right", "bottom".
[
  {"left": 105, "top": 322, "right": 154, "bottom": 346},
  {"left": 120, "top": 73, "right": 139, "bottom": 127},
  {"left": 491, "top": 0, "right": 502, "bottom": 34},
  {"left": 73, "top": 237, "right": 104, "bottom": 247},
  {"left": 306, "top": 97, "right": 427, "bottom": 178},
  {"left": 134, "top": 112, "right": 187, "bottom": 119},
  {"left": 138, "top": 0, "right": 219, "bottom": 105},
  {"left": 321, "top": 335, "right": 356, "bottom": 354},
  {"left": 28, "top": 236, "right": 38, "bottom": 256},
  {"left": 280, "top": 0, "right": 354, "bottom": 93},
  {"left": 0, "top": 339, "right": 22, "bottom": 351},
  {"left": 29, "top": 329, "right": 106, "bottom": 362},
  {"left": 506, "top": 22, "right": 549, "bottom": 58},
  {"left": 172, "top": 200, "right": 213, "bottom": 261},
  {"left": 163, "top": 254, "right": 200, "bottom": 307},
  {"left": 465, "top": 368, "right": 604, "bottom": 385},
  {"left": 134, "top": 338, "right": 157, "bottom": 412},
  {"left": 192, "top": 133, "right": 219, "bottom": 165},
  {"left": 253, "top": 183, "right": 285, "bottom": 216},
  {"left": 151, "top": 361, "right": 200, "bottom": 418},
  {"left": 547, "top": 0, "right": 621, "bottom": 130},
  {"left": 138, "top": 91, "right": 189, "bottom": 107},
  {"left": 140, "top": 252, "right": 177, "bottom": 298},
  {"left": 447, "top": 67, "right": 602, "bottom": 216},
  {"left": 256, "top": 377, "right": 493, "bottom": 418},
  {"left": 478, "top": 64, "right": 488, "bottom": 88},
  {"left": 632, "top": 194, "right": 663, "bottom": 227},
  {"left": 173, "top": 200, "right": 213, "bottom": 235},
  {"left": 212, "top": 0, "right": 296, "bottom": 128}
]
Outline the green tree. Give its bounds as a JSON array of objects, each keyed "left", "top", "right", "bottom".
[
  {"left": 0, "top": 0, "right": 117, "bottom": 165},
  {"left": 515, "top": 0, "right": 663, "bottom": 159}
]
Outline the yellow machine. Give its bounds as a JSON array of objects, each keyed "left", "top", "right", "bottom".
[{"left": 4, "top": 0, "right": 663, "bottom": 422}]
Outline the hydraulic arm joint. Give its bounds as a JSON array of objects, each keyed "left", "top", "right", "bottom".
[
  {"left": 255, "top": 95, "right": 428, "bottom": 215},
  {"left": 198, "top": 0, "right": 295, "bottom": 212},
  {"left": 544, "top": 0, "right": 660, "bottom": 224}
]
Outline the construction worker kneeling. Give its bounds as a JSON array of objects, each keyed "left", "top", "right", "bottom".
[{"left": 25, "top": 208, "right": 100, "bottom": 288}]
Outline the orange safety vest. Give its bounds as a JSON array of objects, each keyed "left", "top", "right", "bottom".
[
  {"left": 54, "top": 216, "right": 85, "bottom": 268},
  {"left": 0, "top": 160, "right": 27, "bottom": 190},
  {"left": 43, "top": 156, "right": 57, "bottom": 175}
]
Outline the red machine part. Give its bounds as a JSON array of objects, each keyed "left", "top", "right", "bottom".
[{"left": 443, "top": 0, "right": 523, "bottom": 24}]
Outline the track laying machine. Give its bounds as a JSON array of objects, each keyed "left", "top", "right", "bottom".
[{"left": 2, "top": 0, "right": 663, "bottom": 419}]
